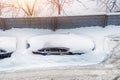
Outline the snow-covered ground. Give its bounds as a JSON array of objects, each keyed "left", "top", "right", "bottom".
[
  {"left": 0, "top": 37, "right": 16, "bottom": 52},
  {"left": 0, "top": 25, "right": 120, "bottom": 72}
]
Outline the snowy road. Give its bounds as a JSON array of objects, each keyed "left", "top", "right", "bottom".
[{"left": 0, "top": 67, "right": 120, "bottom": 80}]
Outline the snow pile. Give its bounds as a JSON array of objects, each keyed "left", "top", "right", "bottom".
[
  {"left": 0, "top": 37, "right": 16, "bottom": 53},
  {"left": 28, "top": 34, "right": 94, "bottom": 53},
  {"left": 0, "top": 25, "right": 120, "bottom": 72}
]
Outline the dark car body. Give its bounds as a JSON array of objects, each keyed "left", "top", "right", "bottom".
[
  {"left": 32, "top": 47, "right": 84, "bottom": 55},
  {"left": 0, "top": 49, "right": 13, "bottom": 59}
]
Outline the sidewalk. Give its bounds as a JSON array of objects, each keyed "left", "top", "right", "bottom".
[{"left": 0, "top": 65, "right": 120, "bottom": 80}]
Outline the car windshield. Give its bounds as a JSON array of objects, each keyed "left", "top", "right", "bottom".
[{"left": 38, "top": 47, "right": 69, "bottom": 52}]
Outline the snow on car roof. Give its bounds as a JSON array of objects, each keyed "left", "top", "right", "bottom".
[
  {"left": 0, "top": 37, "right": 16, "bottom": 52},
  {"left": 28, "top": 34, "right": 95, "bottom": 53}
]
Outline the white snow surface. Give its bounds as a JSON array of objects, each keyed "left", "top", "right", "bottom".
[
  {"left": 0, "top": 25, "right": 120, "bottom": 72},
  {"left": 28, "top": 34, "right": 94, "bottom": 53},
  {"left": 0, "top": 37, "right": 16, "bottom": 53}
]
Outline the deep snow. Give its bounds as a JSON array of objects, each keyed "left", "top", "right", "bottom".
[
  {"left": 0, "top": 25, "right": 120, "bottom": 72},
  {"left": 0, "top": 37, "right": 16, "bottom": 53},
  {"left": 28, "top": 34, "right": 95, "bottom": 53}
]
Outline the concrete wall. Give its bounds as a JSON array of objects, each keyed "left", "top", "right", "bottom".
[
  {"left": 56, "top": 15, "right": 106, "bottom": 29},
  {"left": 0, "top": 13, "right": 120, "bottom": 31},
  {"left": 3, "top": 18, "right": 54, "bottom": 30},
  {"left": 107, "top": 14, "right": 120, "bottom": 25}
]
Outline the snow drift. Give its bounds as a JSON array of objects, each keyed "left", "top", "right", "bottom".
[
  {"left": 28, "top": 34, "right": 95, "bottom": 53},
  {"left": 0, "top": 37, "right": 16, "bottom": 53},
  {"left": 0, "top": 25, "right": 120, "bottom": 72}
]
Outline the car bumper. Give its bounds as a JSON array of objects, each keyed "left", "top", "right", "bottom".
[{"left": 0, "top": 52, "right": 13, "bottom": 59}]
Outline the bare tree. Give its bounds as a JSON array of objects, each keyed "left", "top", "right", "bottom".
[
  {"left": 47, "top": 0, "right": 73, "bottom": 15},
  {"left": 0, "top": 0, "right": 39, "bottom": 17},
  {"left": 0, "top": 0, "right": 90, "bottom": 17},
  {"left": 97, "top": 0, "right": 120, "bottom": 12},
  {"left": 47, "top": 0, "right": 87, "bottom": 15},
  {"left": 0, "top": 2, "right": 17, "bottom": 16},
  {"left": 15, "top": 0, "right": 38, "bottom": 16}
]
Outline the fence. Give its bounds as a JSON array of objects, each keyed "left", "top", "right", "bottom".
[{"left": 0, "top": 13, "right": 120, "bottom": 31}]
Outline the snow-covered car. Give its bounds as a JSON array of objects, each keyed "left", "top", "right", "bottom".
[
  {"left": 27, "top": 34, "right": 95, "bottom": 55},
  {"left": 0, "top": 49, "right": 13, "bottom": 59},
  {"left": 0, "top": 37, "right": 16, "bottom": 59}
]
